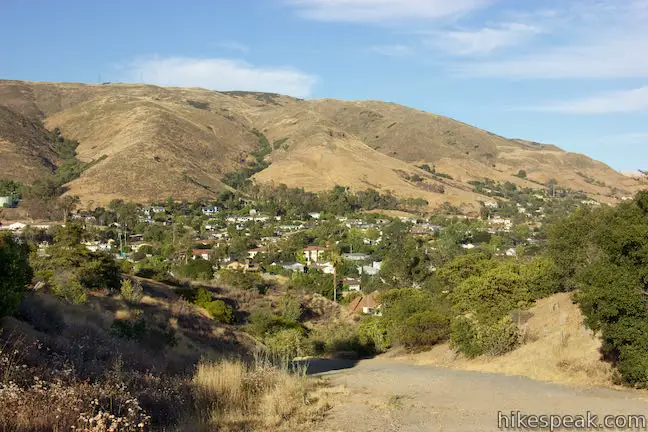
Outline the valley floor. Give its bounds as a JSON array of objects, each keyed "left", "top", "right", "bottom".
[{"left": 316, "top": 357, "right": 648, "bottom": 432}]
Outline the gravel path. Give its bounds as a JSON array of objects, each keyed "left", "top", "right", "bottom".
[{"left": 315, "top": 357, "right": 648, "bottom": 432}]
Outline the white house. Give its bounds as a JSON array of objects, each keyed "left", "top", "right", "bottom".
[
  {"left": 303, "top": 246, "right": 327, "bottom": 264},
  {"left": 308, "top": 212, "right": 321, "bottom": 220},
  {"left": 358, "top": 261, "right": 382, "bottom": 276},
  {"left": 282, "top": 262, "right": 305, "bottom": 273},
  {"left": 343, "top": 277, "right": 361, "bottom": 292},
  {"left": 202, "top": 206, "right": 220, "bottom": 215}
]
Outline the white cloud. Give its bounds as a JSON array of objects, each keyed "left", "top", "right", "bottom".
[
  {"left": 530, "top": 86, "right": 648, "bottom": 114},
  {"left": 287, "top": 0, "right": 492, "bottom": 23},
  {"left": 455, "top": 1, "right": 648, "bottom": 78},
  {"left": 429, "top": 23, "right": 541, "bottom": 55},
  {"left": 119, "top": 57, "right": 317, "bottom": 98},
  {"left": 369, "top": 44, "right": 413, "bottom": 56},
  {"left": 214, "top": 41, "right": 250, "bottom": 53}
]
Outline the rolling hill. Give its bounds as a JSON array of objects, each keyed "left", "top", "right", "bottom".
[{"left": 0, "top": 79, "right": 642, "bottom": 210}]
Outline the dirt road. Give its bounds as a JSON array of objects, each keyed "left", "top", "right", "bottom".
[{"left": 315, "top": 358, "right": 648, "bottom": 432}]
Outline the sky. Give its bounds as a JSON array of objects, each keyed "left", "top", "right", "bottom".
[{"left": 1, "top": 0, "right": 647, "bottom": 172}]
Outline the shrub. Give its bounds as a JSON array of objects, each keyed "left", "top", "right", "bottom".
[
  {"left": 358, "top": 316, "right": 390, "bottom": 352},
  {"left": 307, "top": 322, "right": 374, "bottom": 357},
  {"left": 398, "top": 310, "right": 451, "bottom": 349},
  {"left": 0, "top": 233, "right": 32, "bottom": 318},
  {"left": 265, "top": 328, "right": 307, "bottom": 359},
  {"left": 219, "top": 269, "right": 267, "bottom": 293},
  {"left": 51, "top": 272, "right": 88, "bottom": 304},
  {"left": 451, "top": 315, "right": 520, "bottom": 357},
  {"left": 194, "top": 287, "right": 235, "bottom": 323},
  {"left": 179, "top": 258, "right": 214, "bottom": 281},
  {"left": 120, "top": 279, "right": 144, "bottom": 304},
  {"left": 450, "top": 316, "right": 483, "bottom": 358},
  {"left": 203, "top": 300, "right": 235, "bottom": 324},
  {"left": 479, "top": 315, "right": 520, "bottom": 356}
]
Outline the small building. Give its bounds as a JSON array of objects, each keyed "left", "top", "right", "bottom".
[
  {"left": 192, "top": 249, "right": 210, "bottom": 260},
  {"left": 308, "top": 212, "right": 321, "bottom": 220},
  {"left": 342, "top": 277, "right": 361, "bottom": 292},
  {"left": 282, "top": 262, "right": 305, "bottom": 273},
  {"left": 311, "top": 261, "right": 335, "bottom": 274},
  {"left": 358, "top": 261, "right": 381, "bottom": 276},
  {"left": 303, "top": 245, "right": 327, "bottom": 264},
  {"left": 202, "top": 206, "right": 220, "bottom": 215},
  {"left": 342, "top": 252, "right": 371, "bottom": 262},
  {"left": 247, "top": 247, "right": 266, "bottom": 259}
]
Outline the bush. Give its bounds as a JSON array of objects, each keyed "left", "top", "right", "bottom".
[
  {"left": 120, "top": 279, "right": 144, "bottom": 304},
  {"left": 51, "top": 272, "right": 88, "bottom": 304},
  {"left": 179, "top": 258, "right": 214, "bottom": 281},
  {"left": 398, "top": 310, "right": 451, "bottom": 349},
  {"left": 358, "top": 316, "right": 390, "bottom": 352},
  {"left": 307, "top": 322, "right": 374, "bottom": 357},
  {"left": 203, "top": 300, "right": 235, "bottom": 324},
  {"left": 265, "top": 328, "right": 307, "bottom": 359},
  {"left": 219, "top": 269, "right": 267, "bottom": 293},
  {"left": 450, "top": 317, "right": 482, "bottom": 358},
  {"left": 451, "top": 315, "right": 520, "bottom": 357},
  {"left": 194, "top": 287, "right": 235, "bottom": 323},
  {"left": 0, "top": 233, "right": 33, "bottom": 318}
]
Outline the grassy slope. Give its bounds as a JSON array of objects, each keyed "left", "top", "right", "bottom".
[{"left": 0, "top": 80, "right": 643, "bottom": 207}]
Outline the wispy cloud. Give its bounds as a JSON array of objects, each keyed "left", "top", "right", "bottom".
[
  {"left": 119, "top": 57, "right": 317, "bottom": 98},
  {"left": 455, "top": 1, "right": 648, "bottom": 78},
  {"left": 529, "top": 86, "right": 648, "bottom": 114},
  {"left": 214, "top": 41, "right": 250, "bottom": 53},
  {"left": 369, "top": 44, "right": 413, "bottom": 56},
  {"left": 428, "top": 23, "right": 542, "bottom": 55},
  {"left": 287, "top": 0, "right": 493, "bottom": 23}
]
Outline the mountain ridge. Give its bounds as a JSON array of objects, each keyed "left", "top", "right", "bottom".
[{"left": 0, "top": 79, "right": 642, "bottom": 209}]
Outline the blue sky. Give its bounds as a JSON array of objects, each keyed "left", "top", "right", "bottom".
[{"left": 2, "top": 0, "right": 647, "bottom": 172}]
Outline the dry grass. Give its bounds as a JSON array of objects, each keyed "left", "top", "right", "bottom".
[
  {"left": 400, "top": 292, "right": 616, "bottom": 387},
  {"left": 190, "top": 355, "right": 334, "bottom": 431},
  {"left": 0, "top": 79, "right": 641, "bottom": 207}
]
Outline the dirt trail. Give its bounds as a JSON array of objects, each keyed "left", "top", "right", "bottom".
[{"left": 316, "top": 358, "right": 648, "bottom": 432}]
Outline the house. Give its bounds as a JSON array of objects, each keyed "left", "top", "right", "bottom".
[
  {"left": 282, "top": 262, "right": 305, "bottom": 273},
  {"left": 311, "top": 261, "right": 335, "bottom": 274},
  {"left": 308, "top": 212, "right": 321, "bottom": 220},
  {"left": 461, "top": 243, "right": 476, "bottom": 249},
  {"left": 358, "top": 261, "right": 381, "bottom": 276},
  {"left": 303, "top": 245, "right": 327, "bottom": 264},
  {"left": 342, "top": 277, "right": 361, "bottom": 292},
  {"left": 348, "top": 291, "right": 382, "bottom": 316},
  {"left": 192, "top": 249, "right": 210, "bottom": 260},
  {"left": 247, "top": 247, "right": 266, "bottom": 259},
  {"left": 83, "top": 240, "right": 113, "bottom": 252},
  {"left": 226, "top": 259, "right": 259, "bottom": 273},
  {"left": 342, "top": 253, "right": 371, "bottom": 262},
  {"left": 202, "top": 206, "right": 220, "bottom": 215},
  {"left": 483, "top": 200, "right": 498, "bottom": 209}
]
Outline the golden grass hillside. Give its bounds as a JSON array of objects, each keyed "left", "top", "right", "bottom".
[
  {"left": 0, "top": 80, "right": 642, "bottom": 207},
  {"left": 397, "top": 292, "right": 616, "bottom": 387}
]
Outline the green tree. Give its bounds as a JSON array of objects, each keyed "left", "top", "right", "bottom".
[{"left": 0, "top": 233, "right": 33, "bottom": 318}]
